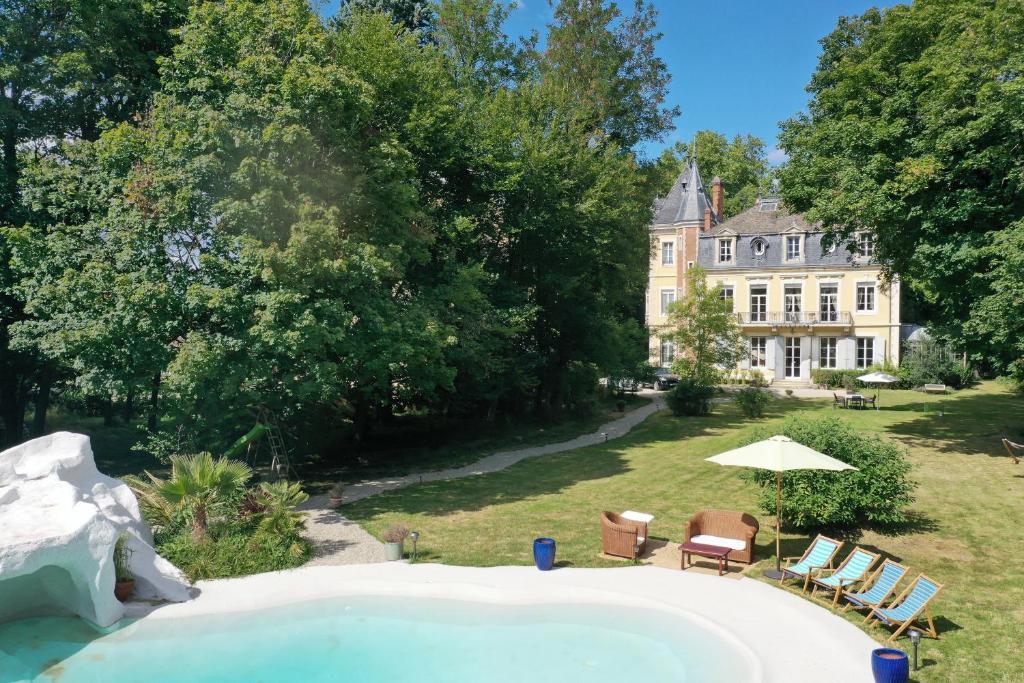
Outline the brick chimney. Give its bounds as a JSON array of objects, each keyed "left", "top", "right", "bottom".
[
  {"left": 703, "top": 207, "right": 712, "bottom": 232},
  {"left": 712, "top": 176, "right": 724, "bottom": 220}
]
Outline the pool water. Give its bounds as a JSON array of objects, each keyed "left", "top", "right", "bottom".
[{"left": 0, "top": 596, "right": 755, "bottom": 682}]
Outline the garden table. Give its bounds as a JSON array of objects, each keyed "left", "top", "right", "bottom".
[{"left": 679, "top": 541, "right": 732, "bottom": 576}]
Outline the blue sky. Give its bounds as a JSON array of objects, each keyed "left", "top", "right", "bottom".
[{"left": 320, "top": 1, "right": 898, "bottom": 160}]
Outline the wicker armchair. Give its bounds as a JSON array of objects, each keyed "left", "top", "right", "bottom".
[
  {"left": 682, "top": 509, "right": 759, "bottom": 564},
  {"left": 600, "top": 511, "right": 647, "bottom": 559}
]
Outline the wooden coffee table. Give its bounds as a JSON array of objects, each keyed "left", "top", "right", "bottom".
[{"left": 679, "top": 541, "right": 732, "bottom": 576}]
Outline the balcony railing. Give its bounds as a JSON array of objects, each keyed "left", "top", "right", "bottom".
[{"left": 736, "top": 311, "right": 853, "bottom": 327}]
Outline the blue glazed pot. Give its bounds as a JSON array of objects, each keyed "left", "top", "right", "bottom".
[
  {"left": 533, "top": 537, "right": 556, "bottom": 571},
  {"left": 871, "top": 648, "right": 909, "bottom": 683}
]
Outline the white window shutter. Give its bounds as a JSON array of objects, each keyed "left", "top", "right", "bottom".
[{"left": 874, "top": 335, "right": 885, "bottom": 366}]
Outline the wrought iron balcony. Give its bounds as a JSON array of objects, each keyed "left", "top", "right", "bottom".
[{"left": 736, "top": 311, "right": 853, "bottom": 327}]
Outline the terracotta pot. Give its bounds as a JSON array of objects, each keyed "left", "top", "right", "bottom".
[
  {"left": 329, "top": 496, "right": 343, "bottom": 508},
  {"left": 115, "top": 579, "right": 135, "bottom": 602}
]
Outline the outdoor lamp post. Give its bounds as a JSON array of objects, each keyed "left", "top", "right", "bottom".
[
  {"left": 909, "top": 629, "right": 921, "bottom": 671},
  {"left": 410, "top": 531, "right": 420, "bottom": 561}
]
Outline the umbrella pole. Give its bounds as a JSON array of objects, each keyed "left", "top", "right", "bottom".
[{"left": 763, "top": 471, "right": 785, "bottom": 580}]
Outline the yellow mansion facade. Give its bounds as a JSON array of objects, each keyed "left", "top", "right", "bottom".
[{"left": 647, "top": 162, "right": 901, "bottom": 384}]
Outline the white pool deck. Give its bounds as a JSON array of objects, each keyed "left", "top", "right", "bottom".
[{"left": 128, "top": 563, "right": 877, "bottom": 682}]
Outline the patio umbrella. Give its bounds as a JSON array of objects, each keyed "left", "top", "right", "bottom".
[
  {"left": 857, "top": 371, "right": 900, "bottom": 408},
  {"left": 705, "top": 435, "right": 857, "bottom": 579}
]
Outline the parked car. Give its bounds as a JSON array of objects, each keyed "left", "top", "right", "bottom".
[
  {"left": 652, "top": 367, "right": 679, "bottom": 390},
  {"left": 608, "top": 377, "right": 640, "bottom": 393}
]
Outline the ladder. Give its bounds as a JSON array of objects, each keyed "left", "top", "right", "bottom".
[{"left": 249, "top": 408, "right": 296, "bottom": 480}]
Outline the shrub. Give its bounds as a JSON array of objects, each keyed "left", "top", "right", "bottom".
[
  {"left": 113, "top": 533, "right": 133, "bottom": 582},
  {"left": 666, "top": 378, "right": 715, "bottom": 416},
  {"left": 159, "top": 525, "right": 311, "bottom": 582},
  {"left": 382, "top": 524, "right": 411, "bottom": 543},
  {"left": 901, "top": 340, "right": 975, "bottom": 388},
  {"left": 735, "top": 388, "right": 770, "bottom": 417},
  {"left": 744, "top": 415, "right": 915, "bottom": 529}
]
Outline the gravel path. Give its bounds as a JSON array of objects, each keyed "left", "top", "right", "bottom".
[{"left": 301, "top": 392, "right": 666, "bottom": 565}]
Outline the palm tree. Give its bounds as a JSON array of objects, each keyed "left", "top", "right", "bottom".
[{"left": 127, "top": 453, "right": 252, "bottom": 540}]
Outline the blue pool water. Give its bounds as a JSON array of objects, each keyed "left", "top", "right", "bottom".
[{"left": 0, "top": 596, "right": 755, "bottom": 682}]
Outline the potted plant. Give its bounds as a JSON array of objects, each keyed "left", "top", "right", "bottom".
[
  {"left": 113, "top": 532, "right": 135, "bottom": 602},
  {"left": 328, "top": 482, "right": 345, "bottom": 509},
  {"left": 615, "top": 398, "right": 626, "bottom": 412},
  {"left": 382, "top": 524, "right": 410, "bottom": 561}
]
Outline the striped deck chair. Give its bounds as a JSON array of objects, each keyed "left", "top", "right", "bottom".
[
  {"left": 810, "top": 547, "right": 880, "bottom": 606},
  {"left": 865, "top": 574, "right": 943, "bottom": 642},
  {"left": 779, "top": 534, "right": 843, "bottom": 592},
  {"left": 842, "top": 559, "right": 908, "bottom": 615}
]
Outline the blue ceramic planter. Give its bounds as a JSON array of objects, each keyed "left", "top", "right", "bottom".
[
  {"left": 871, "top": 648, "right": 909, "bottom": 683},
  {"left": 533, "top": 537, "right": 556, "bottom": 571}
]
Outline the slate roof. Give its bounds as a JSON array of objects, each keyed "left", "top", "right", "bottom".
[
  {"left": 705, "top": 199, "right": 820, "bottom": 236},
  {"left": 651, "top": 160, "right": 719, "bottom": 227}
]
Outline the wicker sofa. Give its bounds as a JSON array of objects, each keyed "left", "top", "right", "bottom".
[
  {"left": 600, "top": 511, "right": 648, "bottom": 559},
  {"left": 683, "top": 509, "right": 759, "bottom": 564}
]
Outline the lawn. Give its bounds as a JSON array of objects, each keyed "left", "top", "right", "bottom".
[{"left": 344, "top": 381, "right": 1024, "bottom": 683}]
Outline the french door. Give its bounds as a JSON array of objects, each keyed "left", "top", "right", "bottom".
[
  {"left": 819, "top": 284, "right": 838, "bottom": 322},
  {"left": 784, "top": 337, "right": 802, "bottom": 379}
]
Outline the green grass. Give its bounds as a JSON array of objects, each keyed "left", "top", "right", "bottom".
[{"left": 344, "top": 382, "right": 1024, "bottom": 683}]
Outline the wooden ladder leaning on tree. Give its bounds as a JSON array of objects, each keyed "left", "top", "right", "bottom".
[{"left": 1003, "top": 438, "right": 1023, "bottom": 465}]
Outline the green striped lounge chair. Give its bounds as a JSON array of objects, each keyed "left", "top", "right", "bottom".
[
  {"left": 842, "top": 559, "right": 907, "bottom": 615},
  {"left": 865, "top": 574, "right": 943, "bottom": 642},
  {"left": 810, "top": 547, "right": 880, "bottom": 606},
  {"left": 780, "top": 534, "right": 843, "bottom": 591}
]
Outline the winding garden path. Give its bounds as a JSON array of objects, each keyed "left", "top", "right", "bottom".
[{"left": 301, "top": 392, "right": 666, "bottom": 565}]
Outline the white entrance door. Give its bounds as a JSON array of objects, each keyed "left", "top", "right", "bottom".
[{"left": 784, "top": 337, "right": 801, "bottom": 379}]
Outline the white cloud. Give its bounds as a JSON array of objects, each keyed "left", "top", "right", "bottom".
[{"left": 766, "top": 146, "right": 789, "bottom": 165}]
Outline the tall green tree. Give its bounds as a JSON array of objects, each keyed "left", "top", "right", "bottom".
[
  {"left": 0, "top": 0, "right": 187, "bottom": 443},
  {"left": 673, "top": 130, "right": 771, "bottom": 217},
  {"left": 777, "top": 0, "right": 1024, "bottom": 379},
  {"left": 666, "top": 266, "right": 742, "bottom": 385}
]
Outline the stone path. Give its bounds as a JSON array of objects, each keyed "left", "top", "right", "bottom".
[{"left": 301, "top": 392, "right": 666, "bottom": 565}]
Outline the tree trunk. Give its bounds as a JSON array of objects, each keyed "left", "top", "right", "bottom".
[
  {"left": 148, "top": 372, "right": 161, "bottom": 433},
  {"left": 32, "top": 364, "right": 54, "bottom": 435},
  {"left": 103, "top": 396, "right": 115, "bottom": 426},
  {"left": 192, "top": 503, "right": 207, "bottom": 541},
  {"left": 122, "top": 387, "right": 136, "bottom": 422}
]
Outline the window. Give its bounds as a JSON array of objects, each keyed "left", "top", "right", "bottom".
[
  {"left": 749, "top": 285, "right": 767, "bottom": 322},
  {"left": 759, "top": 199, "right": 779, "bottom": 212},
  {"left": 659, "top": 339, "right": 676, "bottom": 366},
  {"left": 819, "top": 337, "right": 837, "bottom": 368},
  {"left": 660, "top": 289, "right": 676, "bottom": 316},
  {"left": 751, "top": 238, "right": 767, "bottom": 256},
  {"left": 819, "top": 283, "right": 839, "bottom": 322},
  {"left": 786, "top": 235, "right": 802, "bottom": 260},
  {"left": 857, "top": 232, "right": 875, "bottom": 257},
  {"left": 856, "top": 337, "right": 874, "bottom": 368},
  {"left": 784, "top": 284, "right": 802, "bottom": 323},
  {"left": 719, "top": 285, "right": 734, "bottom": 310},
  {"left": 718, "top": 238, "right": 733, "bottom": 263},
  {"left": 749, "top": 337, "right": 767, "bottom": 368},
  {"left": 661, "top": 240, "right": 674, "bottom": 266},
  {"left": 856, "top": 282, "right": 876, "bottom": 313},
  {"left": 785, "top": 337, "right": 801, "bottom": 378}
]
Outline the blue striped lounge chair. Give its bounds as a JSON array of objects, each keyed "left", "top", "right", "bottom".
[
  {"left": 842, "top": 559, "right": 908, "bottom": 615},
  {"left": 864, "top": 573, "right": 943, "bottom": 642},
  {"left": 780, "top": 534, "right": 843, "bottom": 591},
  {"left": 810, "top": 547, "right": 880, "bottom": 606}
]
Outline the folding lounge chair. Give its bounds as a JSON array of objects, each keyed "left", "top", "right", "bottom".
[
  {"left": 779, "top": 534, "right": 843, "bottom": 591},
  {"left": 811, "top": 547, "right": 880, "bottom": 606},
  {"left": 842, "top": 559, "right": 908, "bottom": 615},
  {"left": 864, "top": 573, "right": 943, "bottom": 642}
]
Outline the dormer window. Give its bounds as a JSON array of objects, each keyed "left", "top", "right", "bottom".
[
  {"left": 718, "top": 238, "right": 734, "bottom": 263},
  {"left": 751, "top": 238, "right": 767, "bottom": 257},
  {"left": 857, "top": 231, "right": 875, "bottom": 257},
  {"left": 785, "top": 235, "right": 803, "bottom": 261},
  {"left": 759, "top": 199, "right": 779, "bottom": 212}
]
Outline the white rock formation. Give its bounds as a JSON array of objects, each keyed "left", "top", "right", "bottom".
[{"left": 0, "top": 432, "right": 191, "bottom": 627}]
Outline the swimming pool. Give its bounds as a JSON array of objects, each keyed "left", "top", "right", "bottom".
[{"left": 0, "top": 595, "right": 757, "bottom": 682}]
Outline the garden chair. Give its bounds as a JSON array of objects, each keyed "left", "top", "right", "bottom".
[
  {"left": 779, "top": 534, "right": 843, "bottom": 591},
  {"left": 832, "top": 393, "right": 847, "bottom": 409},
  {"left": 599, "top": 511, "right": 647, "bottom": 559},
  {"left": 1002, "top": 438, "right": 1022, "bottom": 465},
  {"left": 862, "top": 394, "right": 877, "bottom": 410},
  {"left": 842, "top": 559, "right": 908, "bottom": 615},
  {"left": 810, "top": 547, "right": 880, "bottom": 606},
  {"left": 864, "top": 574, "right": 943, "bottom": 642}
]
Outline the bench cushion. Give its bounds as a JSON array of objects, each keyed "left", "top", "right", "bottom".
[{"left": 690, "top": 534, "right": 747, "bottom": 551}]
